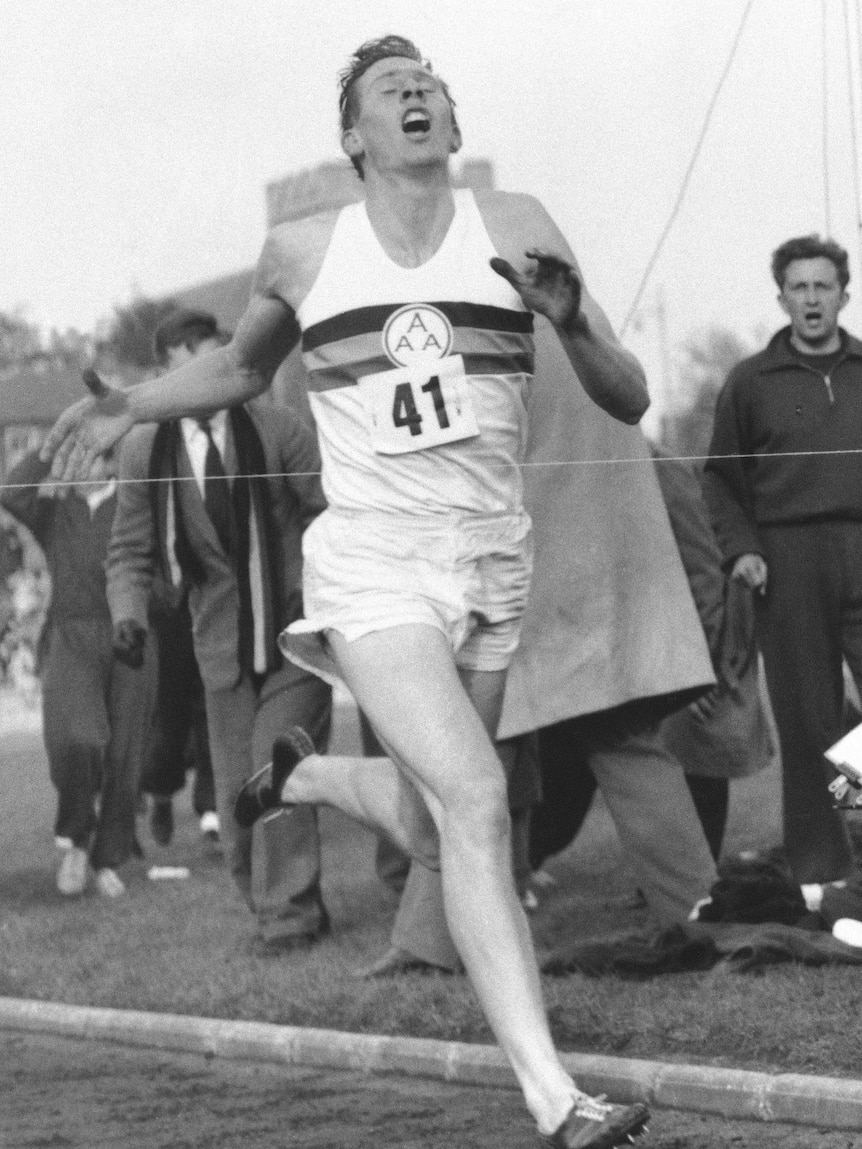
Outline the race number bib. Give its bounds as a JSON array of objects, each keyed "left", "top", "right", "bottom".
[{"left": 358, "top": 355, "right": 480, "bottom": 455}]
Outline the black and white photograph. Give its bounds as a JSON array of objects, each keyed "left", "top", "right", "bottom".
[{"left": 2, "top": 3, "right": 862, "bottom": 1146}]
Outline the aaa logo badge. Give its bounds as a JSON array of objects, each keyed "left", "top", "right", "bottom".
[{"left": 383, "top": 304, "right": 453, "bottom": 366}]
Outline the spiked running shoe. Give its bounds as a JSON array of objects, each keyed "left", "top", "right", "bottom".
[
  {"left": 543, "top": 1095, "right": 650, "bottom": 1148},
  {"left": 234, "top": 727, "right": 315, "bottom": 829}
]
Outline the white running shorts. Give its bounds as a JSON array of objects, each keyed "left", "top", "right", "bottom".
[{"left": 280, "top": 508, "right": 533, "bottom": 684}]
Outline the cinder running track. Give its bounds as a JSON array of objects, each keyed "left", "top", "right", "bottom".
[{"left": 1, "top": 1030, "right": 858, "bottom": 1149}]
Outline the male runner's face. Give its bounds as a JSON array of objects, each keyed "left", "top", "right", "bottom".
[
  {"left": 345, "top": 56, "right": 460, "bottom": 176},
  {"left": 779, "top": 256, "right": 848, "bottom": 350}
]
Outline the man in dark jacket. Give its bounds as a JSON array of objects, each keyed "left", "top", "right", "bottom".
[
  {"left": 704, "top": 234, "right": 862, "bottom": 887},
  {"left": 106, "top": 309, "right": 331, "bottom": 951}
]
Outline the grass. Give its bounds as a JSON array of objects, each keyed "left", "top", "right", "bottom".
[{"left": 2, "top": 689, "right": 862, "bottom": 1081}]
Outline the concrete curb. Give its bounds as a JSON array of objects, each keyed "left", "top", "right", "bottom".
[{"left": 1, "top": 995, "right": 860, "bottom": 1130}]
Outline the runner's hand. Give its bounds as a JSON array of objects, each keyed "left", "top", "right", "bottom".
[
  {"left": 40, "top": 369, "right": 133, "bottom": 483},
  {"left": 490, "top": 249, "right": 583, "bottom": 331}
]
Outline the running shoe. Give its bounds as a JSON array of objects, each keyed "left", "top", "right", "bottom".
[
  {"left": 543, "top": 1095, "right": 650, "bottom": 1148},
  {"left": 234, "top": 727, "right": 315, "bottom": 828}
]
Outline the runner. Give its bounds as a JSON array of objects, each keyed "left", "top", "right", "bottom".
[{"left": 43, "top": 35, "right": 650, "bottom": 1147}]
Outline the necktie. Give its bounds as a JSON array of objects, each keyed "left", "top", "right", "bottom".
[{"left": 198, "top": 419, "right": 233, "bottom": 554}]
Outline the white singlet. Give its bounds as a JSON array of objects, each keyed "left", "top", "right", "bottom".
[
  {"left": 270, "top": 189, "right": 536, "bottom": 672},
  {"left": 295, "top": 189, "right": 535, "bottom": 518}
]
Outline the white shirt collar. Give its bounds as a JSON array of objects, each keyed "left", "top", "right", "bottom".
[{"left": 180, "top": 410, "right": 229, "bottom": 494}]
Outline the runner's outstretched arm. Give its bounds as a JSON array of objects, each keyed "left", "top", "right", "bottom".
[
  {"left": 41, "top": 295, "right": 300, "bottom": 483},
  {"left": 488, "top": 195, "right": 649, "bottom": 425}
]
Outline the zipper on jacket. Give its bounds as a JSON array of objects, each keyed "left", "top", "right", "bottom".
[{"left": 796, "top": 361, "right": 839, "bottom": 405}]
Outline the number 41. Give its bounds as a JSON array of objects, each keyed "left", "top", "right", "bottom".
[{"left": 392, "top": 376, "right": 450, "bottom": 436}]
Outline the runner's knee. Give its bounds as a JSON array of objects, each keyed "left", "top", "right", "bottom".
[{"left": 443, "top": 777, "right": 511, "bottom": 851}]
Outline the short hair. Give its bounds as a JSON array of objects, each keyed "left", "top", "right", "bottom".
[
  {"left": 771, "top": 234, "right": 850, "bottom": 290},
  {"left": 153, "top": 308, "right": 225, "bottom": 364},
  {"left": 338, "top": 35, "right": 457, "bottom": 179}
]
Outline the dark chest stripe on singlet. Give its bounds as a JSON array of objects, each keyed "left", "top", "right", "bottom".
[
  {"left": 302, "top": 301, "right": 535, "bottom": 394},
  {"left": 301, "top": 301, "right": 534, "bottom": 353}
]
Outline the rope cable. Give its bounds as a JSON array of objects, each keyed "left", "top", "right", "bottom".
[
  {"left": 846, "top": 0, "right": 862, "bottom": 276},
  {"left": 5, "top": 445, "right": 862, "bottom": 494},
  {"left": 620, "top": 0, "right": 756, "bottom": 338},
  {"left": 824, "top": 0, "right": 833, "bottom": 235}
]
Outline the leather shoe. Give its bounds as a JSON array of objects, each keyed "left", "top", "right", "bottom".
[
  {"left": 251, "top": 910, "right": 330, "bottom": 957},
  {"left": 234, "top": 727, "right": 315, "bottom": 828},
  {"left": 543, "top": 1096, "right": 650, "bottom": 1148},
  {"left": 149, "top": 797, "right": 174, "bottom": 846},
  {"left": 354, "top": 945, "right": 459, "bottom": 979}
]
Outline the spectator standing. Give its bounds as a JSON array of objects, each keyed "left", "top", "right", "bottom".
[
  {"left": 0, "top": 448, "right": 156, "bottom": 897},
  {"left": 106, "top": 308, "right": 332, "bottom": 952},
  {"left": 704, "top": 234, "right": 862, "bottom": 885}
]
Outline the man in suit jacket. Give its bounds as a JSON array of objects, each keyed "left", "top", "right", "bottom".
[{"left": 106, "top": 308, "right": 331, "bottom": 951}]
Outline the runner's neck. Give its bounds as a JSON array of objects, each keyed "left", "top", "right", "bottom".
[{"left": 363, "top": 176, "right": 456, "bottom": 269}]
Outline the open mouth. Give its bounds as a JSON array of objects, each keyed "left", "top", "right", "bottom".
[{"left": 402, "top": 109, "right": 431, "bottom": 136}]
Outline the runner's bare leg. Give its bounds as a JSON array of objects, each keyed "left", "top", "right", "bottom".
[
  {"left": 281, "top": 623, "right": 579, "bottom": 1133},
  {"left": 285, "top": 749, "right": 439, "bottom": 866}
]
